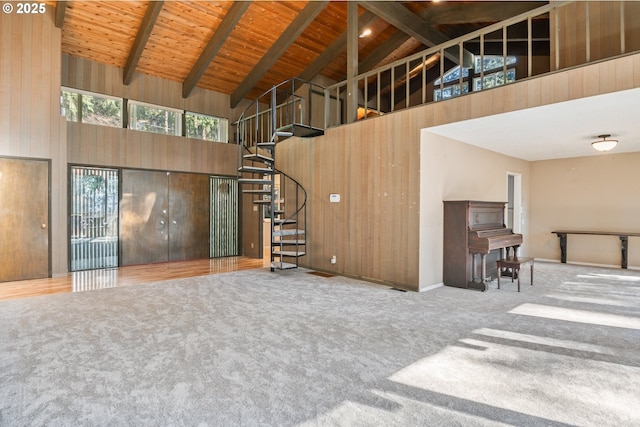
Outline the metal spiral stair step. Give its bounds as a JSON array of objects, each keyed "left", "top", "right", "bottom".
[
  {"left": 243, "top": 189, "right": 271, "bottom": 195},
  {"left": 238, "top": 178, "right": 273, "bottom": 185},
  {"left": 273, "top": 240, "right": 306, "bottom": 245},
  {"left": 272, "top": 250, "right": 306, "bottom": 257},
  {"left": 271, "top": 261, "right": 298, "bottom": 270},
  {"left": 243, "top": 153, "right": 274, "bottom": 164},
  {"left": 274, "top": 218, "right": 297, "bottom": 225},
  {"left": 238, "top": 166, "right": 272, "bottom": 174},
  {"left": 273, "top": 229, "right": 305, "bottom": 237}
]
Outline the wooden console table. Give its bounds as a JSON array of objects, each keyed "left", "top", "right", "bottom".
[{"left": 551, "top": 230, "right": 640, "bottom": 269}]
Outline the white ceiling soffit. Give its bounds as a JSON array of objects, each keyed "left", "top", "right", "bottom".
[{"left": 425, "top": 87, "right": 640, "bottom": 162}]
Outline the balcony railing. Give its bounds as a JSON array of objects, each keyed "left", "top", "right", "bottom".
[
  {"left": 324, "top": 1, "right": 638, "bottom": 128},
  {"left": 236, "top": 78, "right": 325, "bottom": 148}
]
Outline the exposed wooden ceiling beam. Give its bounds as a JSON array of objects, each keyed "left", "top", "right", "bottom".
[
  {"left": 55, "top": 1, "right": 67, "bottom": 29},
  {"left": 298, "top": 10, "right": 378, "bottom": 82},
  {"left": 360, "top": 1, "right": 474, "bottom": 68},
  {"left": 123, "top": 1, "right": 164, "bottom": 86},
  {"left": 182, "top": 1, "right": 251, "bottom": 99},
  {"left": 230, "top": 1, "right": 329, "bottom": 108},
  {"left": 421, "top": 2, "right": 546, "bottom": 25}
]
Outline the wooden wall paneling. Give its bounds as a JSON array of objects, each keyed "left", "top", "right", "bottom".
[
  {"left": 397, "top": 115, "right": 414, "bottom": 285},
  {"left": 1, "top": 10, "right": 67, "bottom": 275},
  {"left": 552, "top": 1, "right": 634, "bottom": 71},
  {"left": 634, "top": 55, "right": 640, "bottom": 87},
  {"left": 614, "top": 55, "right": 635, "bottom": 91},
  {"left": 240, "top": 193, "right": 261, "bottom": 259},
  {"left": 598, "top": 60, "right": 618, "bottom": 95},
  {"left": 405, "top": 114, "right": 421, "bottom": 285},
  {"left": 62, "top": 54, "right": 234, "bottom": 120},
  {"left": 0, "top": 17, "right": 9, "bottom": 153},
  {"left": 367, "top": 120, "right": 384, "bottom": 280},
  {"left": 139, "top": 133, "right": 154, "bottom": 170},
  {"left": 625, "top": 3, "right": 640, "bottom": 53},
  {"left": 345, "top": 124, "right": 366, "bottom": 277},
  {"left": 381, "top": 117, "right": 404, "bottom": 283}
]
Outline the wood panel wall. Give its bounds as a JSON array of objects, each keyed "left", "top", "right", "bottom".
[
  {"left": 63, "top": 55, "right": 249, "bottom": 259},
  {"left": 61, "top": 54, "right": 240, "bottom": 125},
  {"left": 67, "top": 122, "right": 238, "bottom": 176},
  {"left": 551, "top": 1, "right": 640, "bottom": 71},
  {"left": 0, "top": 9, "right": 67, "bottom": 275},
  {"left": 279, "top": 52, "right": 640, "bottom": 291}
]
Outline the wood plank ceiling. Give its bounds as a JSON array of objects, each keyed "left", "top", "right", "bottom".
[{"left": 52, "top": 1, "right": 547, "bottom": 108}]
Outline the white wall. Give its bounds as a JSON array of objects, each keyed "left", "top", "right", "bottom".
[
  {"left": 420, "top": 131, "right": 530, "bottom": 289},
  {"left": 530, "top": 152, "right": 640, "bottom": 268}
]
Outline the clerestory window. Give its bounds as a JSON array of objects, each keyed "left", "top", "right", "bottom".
[
  {"left": 186, "top": 112, "right": 229, "bottom": 143},
  {"left": 128, "top": 101, "right": 182, "bottom": 137},
  {"left": 61, "top": 88, "right": 123, "bottom": 128},
  {"left": 434, "top": 55, "right": 517, "bottom": 101}
]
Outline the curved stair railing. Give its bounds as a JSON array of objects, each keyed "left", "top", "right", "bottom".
[{"left": 236, "top": 78, "right": 322, "bottom": 270}]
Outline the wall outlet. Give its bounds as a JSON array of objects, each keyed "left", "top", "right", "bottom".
[{"left": 331, "top": 255, "right": 336, "bottom": 264}]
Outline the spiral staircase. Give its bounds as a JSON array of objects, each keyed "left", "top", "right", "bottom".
[{"left": 236, "top": 78, "right": 323, "bottom": 270}]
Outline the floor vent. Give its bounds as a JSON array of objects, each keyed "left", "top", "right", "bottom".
[{"left": 308, "top": 271, "right": 335, "bottom": 278}]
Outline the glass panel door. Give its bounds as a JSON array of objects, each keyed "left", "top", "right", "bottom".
[
  {"left": 210, "top": 176, "right": 239, "bottom": 257},
  {"left": 70, "top": 166, "right": 119, "bottom": 271}
]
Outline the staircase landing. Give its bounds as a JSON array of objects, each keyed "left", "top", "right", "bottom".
[{"left": 277, "top": 124, "right": 324, "bottom": 139}]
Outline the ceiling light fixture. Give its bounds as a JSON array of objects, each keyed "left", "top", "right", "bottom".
[
  {"left": 359, "top": 28, "right": 372, "bottom": 38},
  {"left": 591, "top": 134, "right": 618, "bottom": 152}
]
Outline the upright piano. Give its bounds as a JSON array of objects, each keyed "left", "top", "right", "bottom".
[{"left": 443, "top": 200, "right": 523, "bottom": 291}]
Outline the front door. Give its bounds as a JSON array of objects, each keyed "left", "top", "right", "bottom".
[
  {"left": 168, "top": 172, "right": 210, "bottom": 261},
  {"left": 120, "top": 170, "right": 210, "bottom": 265},
  {"left": 120, "top": 169, "right": 169, "bottom": 266},
  {"left": 0, "top": 157, "right": 50, "bottom": 281}
]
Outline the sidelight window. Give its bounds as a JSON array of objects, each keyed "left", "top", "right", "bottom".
[{"left": 70, "top": 166, "right": 119, "bottom": 271}]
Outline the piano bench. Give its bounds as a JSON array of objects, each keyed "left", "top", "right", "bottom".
[{"left": 496, "top": 257, "right": 534, "bottom": 292}]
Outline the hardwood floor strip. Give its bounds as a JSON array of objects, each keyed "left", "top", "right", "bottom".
[{"left": 0, "top": 257, "right": 264, "bottom": 301}]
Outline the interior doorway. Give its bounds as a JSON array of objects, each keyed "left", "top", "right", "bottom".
[
  {"left": 0, "top": 157, "right": 50, "bottom": 282},
  {"left": 506, "top": 172, "right": 522, "bottom": 234}
]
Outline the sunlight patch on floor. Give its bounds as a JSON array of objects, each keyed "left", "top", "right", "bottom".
[
  {"left": 387, "top": 339, "right": 640, "bottom": 426},
  {"left": 578, "top": 273, "right": 640, "bottom": 282},
  {"left": 472, "top": 328, "right": 620, "bottom": 355},
  {"left": 509, "top": 303, "right": 640, "bottom": 330},
  {"left": 544, "top": 293, "right": 636, "bottom": 308}
]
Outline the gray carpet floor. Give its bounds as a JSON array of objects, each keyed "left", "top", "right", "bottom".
[{"left": 1, "top": 261, "right": 639, "bottom": 426}]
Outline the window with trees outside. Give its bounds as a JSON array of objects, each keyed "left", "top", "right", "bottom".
[
  {"left": 61, "top": 87, "right": 228, "bottom": 142},
  {"left": 128, "top": 101, "right": 182, "bottom": 137},
  {"left": 186, "top": 112, "right": 229, "bottom": 143},
  {"left": 434, "top": 55, "right": 517, "bottom": 101},
  {"left": 61, "top": 88, "right": 122, "bottom": 128}
]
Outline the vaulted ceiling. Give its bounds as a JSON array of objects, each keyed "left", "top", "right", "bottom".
[{"left": 52, "top": 1, "right": 547, "bottom": 107}]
